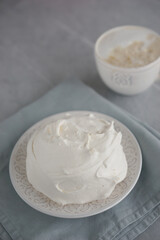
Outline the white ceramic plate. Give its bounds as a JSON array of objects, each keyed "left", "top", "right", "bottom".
[{"left": 9, "top": 111, "right": 142, "bottom": 218}]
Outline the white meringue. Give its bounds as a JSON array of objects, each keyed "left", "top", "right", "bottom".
[{"left": 26, "top": 113, "right": 127, "bottom": 205}]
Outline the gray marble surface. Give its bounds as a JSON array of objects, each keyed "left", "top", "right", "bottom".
[{"left": 0, "top": 0, "right": 160, "bottom": 239}]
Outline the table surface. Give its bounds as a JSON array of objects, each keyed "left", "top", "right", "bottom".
[{"left": 0, "top": 0, "right": 160, "bottom": 239}]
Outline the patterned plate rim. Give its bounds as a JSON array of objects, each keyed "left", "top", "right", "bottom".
[{"left": 9, "top": 111, "right": 142, "bottom": 218}]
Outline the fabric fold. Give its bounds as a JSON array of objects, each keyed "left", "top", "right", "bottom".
[{"left": 0, "top": 79, "right": 160, "bottom": 240}]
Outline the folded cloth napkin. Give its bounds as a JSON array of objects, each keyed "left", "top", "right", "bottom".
[{"left": 0, "top": 79, "right": 160, "bottom": 240}]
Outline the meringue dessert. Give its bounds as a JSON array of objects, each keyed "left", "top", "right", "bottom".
[
  {"left": 106, "top": 36, "right": 160, "bottom": 68},
  {"left": 26, "top": 113, "right": 128, "bottom": 205}
]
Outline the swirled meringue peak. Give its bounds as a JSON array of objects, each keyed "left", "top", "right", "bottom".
[{"left": 26, "top": 112, "right": 128, "bottom": 205}]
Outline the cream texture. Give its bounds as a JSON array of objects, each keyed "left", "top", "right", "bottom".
[{"left": 26, "top": 113, "right": 127, "bottom": 205}]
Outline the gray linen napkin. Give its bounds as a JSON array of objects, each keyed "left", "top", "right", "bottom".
[{"left": 0, "top": 79, "right": 160, "bottom": 240}]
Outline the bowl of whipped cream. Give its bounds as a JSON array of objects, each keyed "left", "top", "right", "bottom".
[
  {"left": 10, "top": 111, "right": 142, "bottom": 217},
  {"left": 95, "top": 25, "right": 160, "bottom": 95}
]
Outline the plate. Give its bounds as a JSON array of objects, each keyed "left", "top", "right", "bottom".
[{"left": 9, "top": 111, "right": 142, "bottom": 218}]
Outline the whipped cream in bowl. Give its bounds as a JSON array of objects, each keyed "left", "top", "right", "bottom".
[
  {"left": 10, "top": 111, "right": 142, "bottom": 218},
  {"left": 26, "top": 113, "right": 128, "bottom": 205}
]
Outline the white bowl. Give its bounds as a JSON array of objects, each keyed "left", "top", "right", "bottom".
[{"left": 95, "top": 26, "right": 160, "bottom": 95}]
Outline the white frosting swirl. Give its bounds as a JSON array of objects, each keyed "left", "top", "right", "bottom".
[{"left": 26, "top": 113, "right": 127, "bottom": 205}]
